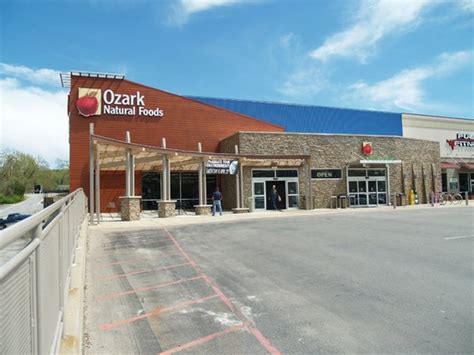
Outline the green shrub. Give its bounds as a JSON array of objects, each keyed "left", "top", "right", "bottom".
[{"left": 0, "top": 194, "right": 24, "bottom": 204}]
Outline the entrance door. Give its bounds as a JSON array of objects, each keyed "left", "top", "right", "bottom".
[
  {"left": 265, "top": 181, "right": 286, "bottom": 210},
  {"left": 348, "top": 169, "right": 387, "bottom": 207},
  {"left": 253, "top": 181, "right": 266, "bottom": 210}
]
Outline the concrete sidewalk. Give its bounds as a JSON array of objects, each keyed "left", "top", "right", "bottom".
[{"left": 91, "top": 203, "right": 471, "bottom": 231}]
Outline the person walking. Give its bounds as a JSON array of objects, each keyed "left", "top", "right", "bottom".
[
  {"left": 212, "top": 186, "right": 223, "bottom": 216},
  {"left": 270, "top": 185, "right": 280, "bottom": 211}
]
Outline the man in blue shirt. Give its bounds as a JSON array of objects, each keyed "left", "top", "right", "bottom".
[{"left": 212, "top": 187, "right": 223, "bottom": 216}]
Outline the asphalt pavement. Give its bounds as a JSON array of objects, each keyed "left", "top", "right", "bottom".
[
  {"left": 0, "top": 193, "right": 44, "bottom": 217},
  {"left": 84, "top": 207, "right": 473, "bottom": 354}
]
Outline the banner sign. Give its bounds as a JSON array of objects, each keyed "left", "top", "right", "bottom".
[{"left": 205, "top": 160, "right": 239, "bottom": 175}]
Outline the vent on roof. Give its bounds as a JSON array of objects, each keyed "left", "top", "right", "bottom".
[{"left": 60, "top": 71, "right": 125, "bottom": 88}]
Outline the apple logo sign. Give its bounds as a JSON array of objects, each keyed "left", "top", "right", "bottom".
[{"left": 77, "top": 88, "right": 101, "bottom": 117}]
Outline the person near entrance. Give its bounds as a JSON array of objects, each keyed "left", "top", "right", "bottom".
[
  {"left": 212, "top": 187, "right": 223, "bottom": 216},
  {"left": 270, "top": 185, "right": 281, "bottom": 210}
]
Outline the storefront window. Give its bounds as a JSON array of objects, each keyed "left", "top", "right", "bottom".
[
  {"left": 459, "top": 173, "right": 469, "bottom": 192},
  {"left": 348, "top": 169, "right": 366, "bottom": 177},
  {"left": 368, "top": 169, "right": 386, "bottom": 177},
  {"left": 252, "top": 170, "right": 275, "bottom": 178},
  {"left": 276, "top": 170, "right": 298, "bottom": 178},
  {"left": 441, "top": 173, "right": 447, "bottom": 192}
]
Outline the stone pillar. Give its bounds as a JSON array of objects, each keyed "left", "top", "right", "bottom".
[
  {"left": 158, "top": 200, "right": 176, "bottom": 218},
  {"left": 120, "top": 196, "right": 141, "bottom": 221},
  {"left": 194, "top": 205, "right": 212, "bottom": 215}
]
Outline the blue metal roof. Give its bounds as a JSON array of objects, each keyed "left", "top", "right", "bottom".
[{"left": 188, "top": 96, "right": 403, "bottom": 136}]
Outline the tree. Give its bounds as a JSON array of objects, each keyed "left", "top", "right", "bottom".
[{"left": 0, "top": 149, "right": 69, "bottom": 196}]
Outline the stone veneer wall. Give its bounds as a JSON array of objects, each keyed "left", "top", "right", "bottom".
[
  {"left": 220, "top": 132, "right": 442, "bottom": 209},
  {"left": 219, "top": 134, "right": 240, "bottom": 210}
]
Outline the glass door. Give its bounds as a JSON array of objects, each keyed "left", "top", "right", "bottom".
[
  {"left": 286, "top": 181, "right": 299, "bottom": 208},
  {"left": 253, "top": 181, "right": 266, "bottom": 210},
  {"left": 348, "top": 179, "right": 368, "bottom": 206}
]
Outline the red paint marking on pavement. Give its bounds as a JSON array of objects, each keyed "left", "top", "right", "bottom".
[
  {"left": 94, "top": 246, "right": 180, "bottom": 261},
  {"left": 163, "top": 228, "right": 281, "bottom": 355},
  {"left": 96, "top": 262, "right": 191, "bottom": 281},
  {"left": 159, "top": 325, "right": 243, "bottom": 355},
  {"left": 96, "top": 276, "right": 204, "bottom": 302},
  {"left": 96, "top": 252, "right": 185, "bottom": 270},
  {"left": 99, "top": 294, "right": 219, "bottom": 331}
]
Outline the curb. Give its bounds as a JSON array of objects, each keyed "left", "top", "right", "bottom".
[{"left": 59, "top": 217, "right": 88, "bottom": 355}]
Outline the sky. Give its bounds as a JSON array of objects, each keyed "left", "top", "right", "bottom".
[{"left": 0, "top": 0, "right": 473, "bottom": 166}]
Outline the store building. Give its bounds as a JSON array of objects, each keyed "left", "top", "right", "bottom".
[
  {"left": 403, "top": 114, "right": 474, "bottom": 196},
  {"left": 63, "top": 72, "right": 445, "bottom": 219}
]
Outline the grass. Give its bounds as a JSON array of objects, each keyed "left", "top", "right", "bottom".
[{"left": 0, "top": 194, "right": 25, "bottom": 204}]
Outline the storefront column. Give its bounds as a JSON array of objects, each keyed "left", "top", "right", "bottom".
[
  {"left": 120, "top": 131, "right": 141, "bottom": 221},
  {"left": 194, "top": 142, "right": 211, "bottom": 215},
  {"left": 386, "top": 164, "right": 391, "bottom": 206},
  {"left": 305, "top": 157, "right": 312, "bottom": 209},
  {"left": 95, "top": 148, "right": 101, "bottom": 223},
  {"left": 232, "top": 145, "right": 249, "bottom": 213},
  {"left": 235, "top": 145, "right": 240, "bottom": 208},
  {"left": 158, "top": 138, "right": 176, "bottom": 217},
  {"left": 89, "top": 123, "right": 95, "bottom": 225}
]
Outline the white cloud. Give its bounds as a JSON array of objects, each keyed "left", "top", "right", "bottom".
[
  {"left": 310, "top": 0, "right": 432, "bottom": 63},
  {"left": 278, "top": 67, "right": 328, "bottom": 98},
  {"left": 169, "top": 0, "right": 249, "bottom": 25},
  {"left": 347, "top": 50, "right": 473, "bottom": 111},
  {"left": 0, "top": 77, "right": 68, "bottom": 166},
  {"left": 458, "top": 0, "right": 474, "bottom": 12},
  {"left": 0, "top": 63, "right": 62, "bottom": 87},
  {"left": 279, "top": 32, "right": 296, "bottom": 49}
]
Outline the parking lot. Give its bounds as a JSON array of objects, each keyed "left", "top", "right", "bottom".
[{"left": 84, "top": 207, "right": 473, "bottom": 354}]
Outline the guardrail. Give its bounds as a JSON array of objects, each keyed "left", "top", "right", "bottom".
[{"left": 0, "top": 189, "right": 86, "bottom": 355}]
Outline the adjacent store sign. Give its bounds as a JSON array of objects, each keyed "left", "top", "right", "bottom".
[
  {"left": 76, "top": 87, "right": 164, "bottom": 118},
  {"left": 205, "top": 160, "right": 239, "bottom": 175},
  {"left": 360, "top": 156, "right": 401, "bottom": 164},
  {"left": 446, "top": 133, "right": 474, "bottom": 150},
  {"left": 311, "top": 169, "right": 342, "bottom": 179}
]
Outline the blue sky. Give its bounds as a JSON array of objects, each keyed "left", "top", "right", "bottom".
[{"left": 0, "top": 0, "right": 473, "bottom": 164}]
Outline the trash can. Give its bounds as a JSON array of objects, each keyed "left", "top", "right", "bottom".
[
  {"left": 338, "top": 195, "right": 348, "bottom": 209},
  {"left": 247, "top": 196, "right": 255, "bottom": 212},
  {"left": 397, "top": 193, "right": 407, "bottom": 206}
]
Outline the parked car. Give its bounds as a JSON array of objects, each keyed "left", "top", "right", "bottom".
[{"left": 0, "top": 213, "right": 31, "bottom": 230}]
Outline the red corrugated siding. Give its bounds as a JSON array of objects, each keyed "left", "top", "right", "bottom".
[{"left": 69, "top": 76, "right": 283, "bottom": 211}]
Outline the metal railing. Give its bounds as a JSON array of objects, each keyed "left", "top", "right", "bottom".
[{"left": 0, "top": 189, "right": 86, "bottom": 355}]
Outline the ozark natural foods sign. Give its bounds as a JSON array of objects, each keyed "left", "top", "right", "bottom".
[{"left": 76, "top": 87, "right": 164, "bottom": 118}]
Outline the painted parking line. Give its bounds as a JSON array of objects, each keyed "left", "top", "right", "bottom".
[
  {"left": 96, "top": 262, "right": 191, "bottom": 281},
  {"left": 445, "top": 235, "right": 474, "bottom": 240},
  {"left": 99, "top": 294, "right": 219, "bottom": 331},
  {"left": 94, "top": 247, "right": 180, "bottom": 261},
  {"left": 163, "top": 228, "right": 281, "bottom": 355},
  {"left": 96, "top": 275, "right": 205, "bottom": 302},
  {"left": 96, "top": 252, "right": 185, "bottom": 270},
  {"left": 159, "top": 324, "right": 244, "bottom": 355}
]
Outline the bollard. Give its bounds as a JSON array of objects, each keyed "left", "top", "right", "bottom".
[
  {"left": 393, "top": 193, "right": 397, "bottom": 209},
  {"left": 466, "top": 191, "right": 469, "bottom": 206},
  {"left": 431, "top": 191, "right": 435, "bottom": 207}
]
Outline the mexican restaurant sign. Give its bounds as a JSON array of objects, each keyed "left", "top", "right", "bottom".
[
  {"left": 76, "top": 87, "right": 164, "bottom": 118},
  {"left": 205, "top": 160, "right": 239, "bottom": 175},
  {"left": 446, "top": 133, "right": 474, "bottom": 150}
]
